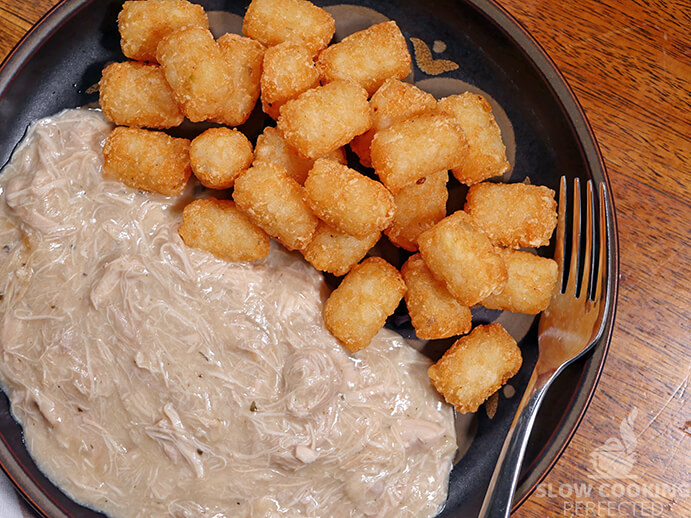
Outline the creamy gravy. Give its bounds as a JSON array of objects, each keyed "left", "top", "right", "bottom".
[{"left": 0, "top": 110, "right": 456, "bottom": 517}]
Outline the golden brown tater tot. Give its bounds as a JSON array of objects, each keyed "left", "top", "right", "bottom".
[
  {"left": 304, "top": 158, "right": 395, "bottom": 238},
  {"left": 401, "top": 254, "right": 472, "bottom": 340},
  {"left": 261, "top": 42, "right": 320, "bottom": 120},
  {"left": 316, "top": 21, "right": 411, "bottom": 96},
  {"left": 277, "top": 80, "right": 371, "bottom": 159},
  {"left": 323, "top": 257, "right": 406, "bottom": 353},
  {"left": 179, "top": 198, "right": 270, "bottom": 262},
  {"left": 233, "top": 161, "right": 318, "bottom": 250},
  {"left": 189, "top": 128, "right": 254, "bottom": 190},
  {"left": 303, "top": 223, "right": 380, "bottom": 276},
  {"left": 481, "top": 248, "right": 558, "bottom": 314},
  {"left": 436, "top": 93, "right": 510, "bottom": 185},
  {"left": 243, "top": 0, "right": 335, "bottom": 54},
  {"left": 428, "top": 323, "right": 522, "bottom": 413},
  {"left": 371, "top": 113, "right": 466, "bottom": 193},
  {"left": 118, "top": 0, "right": 209, "bottom": 62},
  {"left": 385, "top": 171, "right": 449, "bottom": 251},
  {"left": 99, "top": 62, "right": 184, "bottom": 129},
  {"left": 464, "top": 182, "right": 558, "bottom": 248},
  {"left": 103, "top": 127, "right": 190, "bottom": 196},
  {"left": 417, "top": 211, "right": 507, "bottom": 306}
]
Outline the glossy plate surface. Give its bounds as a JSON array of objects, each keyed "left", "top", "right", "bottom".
[{"left": 0, "top": 1, "right": 618, "bottom": 516}]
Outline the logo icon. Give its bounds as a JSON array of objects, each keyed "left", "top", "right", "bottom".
[{"left": 589, "top": 408, "right": 639, "bottom": 480}]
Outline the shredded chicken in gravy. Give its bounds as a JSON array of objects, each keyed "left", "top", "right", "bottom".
[{"left": 0, "top": 110, "right": 456, "bottom": 517}]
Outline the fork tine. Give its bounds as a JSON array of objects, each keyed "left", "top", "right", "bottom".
[
  {"left": 565, "top": 177, "right": 581, "bottom": 295},
  {"left": 594, "top": 183, "right": 608, "bottom": 301},
  {"left": 554, "top": 176, "right": 567, "bottom": 291},
  {"left": 579, "top": 181, "right": 595, "bottom": 299}
]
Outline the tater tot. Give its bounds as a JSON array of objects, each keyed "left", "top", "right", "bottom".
[
  {"left": 243, "top": 0, "right": 335, "bottom": 53},
  {"left": 481, "top": 248, "right": 558, "bottom": 314},
  {"left": 118, "top": 0, "right": 209, "bottom": 62},
  {"left": 178, "top": 198, "right": 270, "bottom": 261},
  {"left": 350, "top": 78, "right": 436, "bottom": 167},
  {"left": 303, "top": 223, "right": 380, "bottom": 276},
  {"left": 304, "top": 158, "right": 396, "bottom": 238},
  {"left": 261, "top": 42, "right": 320, "bottom": 119},
  {"left": 99, "top": 62, "right": 184, "bottom": 129},
  {"left": 428, "top": 323, "right": 522, "bottom": 413},
  {"left": 156, "top": 27, "right": 236, "bottom": 124},
  {"left": 254, "top": 127, "right": 346, "bottom": 185},
  {"left": 103, "top": 127, "right": 191, "bottom": 196},
  {"left": 418, "top": 211, "right": 507, "bottom": 306},
  {"left": 369, "top": 79, "right": 437, "bottom": 132},
  {"left": 401, "top": 254, "right": 472, "bottom": 340},
  {"left": 316, "top": 21, "right": 411, "bottom": 96},
  {"left": 233, "top": 161, "right": 318, "bottom": 250},
  {"left": 371, "top": 113, "right": 466, "bottom": 193},
  {"left": 217, "top": 33, "right": 265, "bottom": 126},
  {"left": 437, "top": 92, "right": 509, "bottom": 185},
  {"left": 323, "top": 257, "right": 406, "bottom": 353},
  {"left": 464, "top": 182, "right": 558, "bottom": 248},
  {"left": 277, "top": 80, "right": 371, "bottom": 159},
  {"left": 189, "top": 128, "right": 254, "bottom": 189},
  {"left": 385, "top": 171, "right": 449, "bottom": 251}
]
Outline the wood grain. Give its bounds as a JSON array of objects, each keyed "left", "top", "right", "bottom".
[{"left": 0, "top": 1, "right": 689, "bottom": 517}]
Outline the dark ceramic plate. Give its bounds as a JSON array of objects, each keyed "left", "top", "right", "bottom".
[{"left": 0, "top": 1, "right": 618, "bottom": 517}]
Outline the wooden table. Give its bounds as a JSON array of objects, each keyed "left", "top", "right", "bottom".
[{"left": 0, "top": 1, "right": 688, "bottom": 516}]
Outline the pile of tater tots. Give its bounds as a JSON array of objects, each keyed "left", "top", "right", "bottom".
[{"left": 99, "top": 0, "right": 559, "bottom": 414}]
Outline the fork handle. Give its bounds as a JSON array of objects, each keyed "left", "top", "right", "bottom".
[{"left": 477, "top": 370, "right": 554, "bottom": 518}]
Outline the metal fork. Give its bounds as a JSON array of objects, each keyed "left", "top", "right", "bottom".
[{"left": 478, "top": 176, "right": 613, "bottom": 518}]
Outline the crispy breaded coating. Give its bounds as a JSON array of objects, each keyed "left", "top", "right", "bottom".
[
  {"left": 103, "top": 127, "right": 191, "bottom": 196},
  {"left": 385, "top": 171, "right": 449, "bottom": 251},
  {"left": 189, "top": 128, "right": 254, "bottom": 190},
  {"left": 323, "top": 257, "right": 406, "bottom": 353},
  {"left": 217, "top": 33, "right": 266, "bottom": 126},
  {"left": 243, "top": 0, "right": 335, "bottom": 54},
  {"left": 303, "top": 223, "right": 380, "bottom": 276},
  {"left": 261, "top": 42, "right": 320, "bottom": 119},
  {"left": 179, "top": 198, "right": 270, "bottom": 262},
  {"left": 316, "top": 21, "right": 411, "bottom": 96},
  {"left": 428, "top": 323, "right": 522, "bottom": 413},
  {"left": 401, "top": 254, "right": 472, "bottom": 340},
  {"left": 277, "top": 80, "right": 371, "bottom": 159},
  {"left": 233, "top": 161, "right": 318, "bottom": 250},
  {"left": 437, "top": 93, "right": 510, "bottom": 185},
  {"left": 351, "top": 78, "right": 436, "bottom": 167},
  {"left": 99, "top": 62, "right": 184, "bottom": 129},
  {"left": 254, "top": 127, "right": 345, "bottom": 185},
  {"left": 157, "top": 26, "right": 239, "bottom": 125},
  {"left": 304, "top": 158, "right": 396, "bottom": 238},
  {"left": 371, "top": 113, "right": 466, "bottom": 193},
  {"left": 464, "top": 182, "right": 558, "bottom": 248},
  {"left": 418, "top": 211, "right": 507, "bottom": 306},
  {"left": 481, "top": 248, "right": 558, "bottom": 314},
  {"left": 118, "top": 0, "right": 209, "bottom": 62}
]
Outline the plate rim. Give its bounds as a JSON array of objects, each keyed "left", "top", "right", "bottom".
[{"left": 0, "top": 0, "right": 620, "bottom": 516}]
